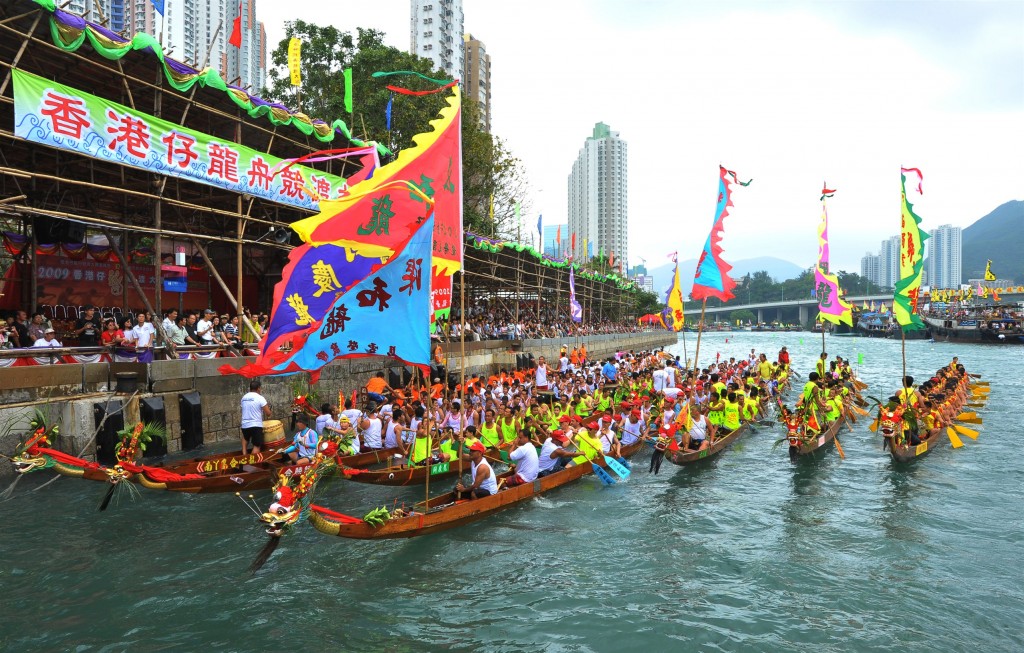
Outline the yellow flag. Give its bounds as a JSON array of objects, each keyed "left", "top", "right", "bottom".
[
  {"left": 288, "top": 38, "right": 302, "bottom": 86},
  {"left": 984, "top": 259, "right": 996, "bottom": 281},
  {"left": 667, "top": 260, "right": 685, "bottom": 331}
]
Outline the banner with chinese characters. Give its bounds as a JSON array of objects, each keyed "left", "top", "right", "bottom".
[
  {"left": 814, "top": 189, "right": 854, "bottom": 326},
  {"left": 225, "top": 216, "right": 434, "bottom": 380},
  {"left": 292, "top": 85, "right": 462, "bottom": 319},
  {"left": 12, "top": 68, "right": 349, "bottom": 212}
]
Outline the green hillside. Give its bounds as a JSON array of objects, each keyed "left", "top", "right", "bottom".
[{"left": 962, "top": 200, "right": 1024, "bottom": 283}]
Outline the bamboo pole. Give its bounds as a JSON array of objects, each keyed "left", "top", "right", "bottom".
[
  {"left": 458, "top": 268, "right": 466, "bottom": 481},
  {"left": 692, "top": 299, "right": 707, "bottom": 372},
  {"left": 189, "top": 237, "right": 260, "bottom": 339}
]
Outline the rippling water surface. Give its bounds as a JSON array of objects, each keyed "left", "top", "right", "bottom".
[{"left": 2, "top": 333, "right": 1022, "bottom": 652}]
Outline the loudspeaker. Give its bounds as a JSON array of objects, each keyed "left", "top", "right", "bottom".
[
  {"left": 93, "top": 399, "right": 124, "bottom": 465},
  {"left": 178, "top": 391, "right": 203, "bottom": 450},
  {"left": 140, "top": 396, "right": 167, "bottom": 458},
  {"left": 272, "top": 228, "right": 291, "bottom": 244}
]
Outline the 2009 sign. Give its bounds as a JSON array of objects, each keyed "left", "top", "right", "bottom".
[{"left": 38, "top": 267, "right": 70, "bottom": 280}]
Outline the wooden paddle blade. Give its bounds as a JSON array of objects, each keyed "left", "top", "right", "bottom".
[
  {"left": 852, "top": 405, "right": 870, "bottom": 416},
  {"left": 868, "top": 418, "right": 879, "bottom": 432},
  {"left": 834, "top": 436, "right": 846, "bottom": 459},
  {"left": 966, "top": 402, "right": 986, "bottom": 408},
  {"left": 956, "top": 412, "right": 977, "bottom": 420},
  {"left": 946, "top": 427, "right": 964, "bottom": 449},
  {"left": 953, "top": 424, "right": 979, "bottom": 439},
  {"left": 957, "top": 417, "right": 983, "bottom": 425},
  {"left": 973, "top": 381, "right": 989, "bottom": 386}
]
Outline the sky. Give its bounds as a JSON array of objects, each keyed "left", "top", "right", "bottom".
[{"left": 261, "top": 0, "right": 1024, "bottom": 273}]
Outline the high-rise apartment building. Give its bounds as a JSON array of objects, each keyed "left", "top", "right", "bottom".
[
  {"left": 860, "top": 253, "right": 880, "bottom": 287},
  {"left": 77, "top": 0, "right": 267, "bottom": 91},
  {"left": 542, "top": 225, "right": 561, "bottom": 257},
  {"left": 567, "top": 122, "right": 628, "bottom": 266},
  {"left": 877, "top": 235, "right": 901, "bottom": 289},
  {"left": 410, "top": 0, "right": 464, "bottom": 79},
  {"left": 462, "top": 33, "right": 491, "bottom": 132},
  {"left": 927, "top": 224, "right": 962, "bottom": 288}
]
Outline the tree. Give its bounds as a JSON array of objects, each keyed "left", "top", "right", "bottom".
[
  {"left": 264, "top": 21, "right": 530, "bottom": 238},
  {"left": 635, "top": 290, "right": 662, "bottom": 316},
  {"left": 730, "top": 309, "right": 756, "bottom": 324}
]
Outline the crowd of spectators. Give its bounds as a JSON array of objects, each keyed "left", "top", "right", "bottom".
[
  {"left": 435, "top": 301, "right": 651, "bottom": 341},
  {"left": 0, "top": 306, "right": 271, "bottom": 359}
]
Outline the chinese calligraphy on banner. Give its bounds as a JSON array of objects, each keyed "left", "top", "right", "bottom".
[{"left": 11, "top": 68, "right": 351, "bottom": 212}]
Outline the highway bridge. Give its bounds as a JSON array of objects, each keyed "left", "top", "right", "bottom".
[{"left": 682, "top": 294, "right": 894, "bottom": 324}]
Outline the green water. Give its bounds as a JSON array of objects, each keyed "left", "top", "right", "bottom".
[{"left": 2, "top": 333, "right": 1021, "bottom": 652}]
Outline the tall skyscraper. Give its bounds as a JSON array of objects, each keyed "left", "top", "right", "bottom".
[
  {"left": 860, "top": 253, "right": 880, "bottom": 287},
  {"left": 462, "top": 33, "right": 491, "bottom": 132},
  {"left": 85, "top": 0, "right": 267, "bottom": 91},
  {"left": 567, "top": 122, "right": 628, "bottom": 266},
  {"left": 410, "top": 0, "right": 464, "bottom": 79},
  {"left": 877, "top": 235, "right": 900, "bottom": 289},
  {"left": 927, "top": 224, "right": 962, "bottom": 288}
]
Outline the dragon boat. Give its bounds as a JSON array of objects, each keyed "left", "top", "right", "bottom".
[
  {"left": 780, "top": 409, "right": 845, "bottom": 461},
  {"left": 10, "top": 419, "right": 374, "bottom": 494},
  {"left": 664, "top": 423, "right": 749, "bottom": 466},
  {"left": 877, "top": 367, "right": 971, "bottom": 462},
  {"left": 306, "top": 460, "right": 596, "bottom": 540}
]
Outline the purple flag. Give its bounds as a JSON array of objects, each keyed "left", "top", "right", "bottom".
[{"left": 569, "top": 265, "right": 583, "bottom": 323}]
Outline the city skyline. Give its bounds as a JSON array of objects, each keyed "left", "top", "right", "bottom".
[
  {"left": 568, "top": 122, "right": 628, "bottom": 268},
  {"left": 254, "top": 2, "right": 1021, "bottom": 272}
]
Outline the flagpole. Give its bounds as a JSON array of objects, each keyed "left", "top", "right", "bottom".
[
  {"left": 458, "top": 269, "right": 466, "bottom": 481},
  {"left": 692, "top": 299, "right": 707, "bottom": 372}
]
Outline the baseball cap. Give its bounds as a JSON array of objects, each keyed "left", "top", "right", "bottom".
[
  {"left": 44, "top": 327, "right": 55, "bottom": 334},
  {"left": 552, "top": 430, "right": 569, "bottom": 443},
  {"left": 469, "top": 441, "right": 486, "bottom": 452},
  {"left": 630, "top": 409, "right": 641, "bottom": 418}
]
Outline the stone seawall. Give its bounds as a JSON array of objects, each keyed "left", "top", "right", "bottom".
[{"left": 0, "top": 331, "right": 676, "bottom": 475}]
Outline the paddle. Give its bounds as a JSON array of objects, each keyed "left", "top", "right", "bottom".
[
  {"left": 952, "top": 424, "right": 978, "bottom": 439},
  {"left": 868, "top": 418, "right": 879, "bottom": 432},
  {"left": 946, "top": 427, "right": 964, "bottom": 449},
  {"left": 957, "top": 417, "right": 983, "bottom": 425},
  {"left": 956, "top": 412, "right": 978, "bottom": 420},
  {"left": 592, "top": 464, "right": 617, "bottom": 486},
  {"left": 834, "top": 434, "right": 846, "bottom": 458}
]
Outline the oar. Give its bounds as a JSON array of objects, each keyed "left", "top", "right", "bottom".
[
  {"left": 968, "top": 373, "right": 983, "bottom": 379},
  {"left": 946, "top": 427, "right": 964, "bottom": 449},
  {"left": 957, "top": 417, "right": 983, "bottom": 425},
  {"left": 956, "top": 412, "right": 978, "bottom": 420},
  {"left": 868, "top": 417, "right": 879, "bottom": 432},
  {"left": 592, "top": 464, "right": 616, "bottom": 486},
  {"left": 952, "top": 424, "right": 978, "bottom": 440},
  {"left": 834, "top": 434, "right": 846, "bottom": 459},
  {"left": 602, "top": 454, "right": 631, "bottom": 480},
  {"left": 98, "top": 483, "right": 116, "bottom": 511}
]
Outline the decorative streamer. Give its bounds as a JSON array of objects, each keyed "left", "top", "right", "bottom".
[
  {"left": 371, "top": 71, "right": 455, "bottom": 85},
  {"left": 386, "top": 82, "right": 458, "bottom": 97},
  {"left": 343, "top": 67, "right": 353, "bottom": 114},
  {"left": 569, "top": 265, "right": 583, "bottom": 323},
  {"left": 385, "top": 93, "right": 393, "bottom": 131}
]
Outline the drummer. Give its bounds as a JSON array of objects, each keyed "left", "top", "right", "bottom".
[{"left": 240, "top": 378, "right": 271, "bottom": 455}]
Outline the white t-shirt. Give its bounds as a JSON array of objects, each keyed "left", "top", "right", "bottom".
[
  {"left": 510, "top": 442, "right": 539, "bottom": 482},
  {"left": 537, "top": 438, "right": 561, "bottom": 473},
  {"left": 315, "top": 413, "right": 332, "bottom": 435},
  {"left": 33, "top": 338, "right": 62, "bottom": 348},
  {"left": 342, "top": 408, "right": 363, "bottom": 425},
  {"left": 652, "top": 369, "right": 666, "bottom": 392},
  {"left": 133, "top": 323, "right": 155, "bottom": 348},
  {"left": 621, "top": 419, "right": 643, "bottom": 446},
  {"left": 663, "top": 387, "right": 683, "bottom": 400},
  {"left": 536, "top": 364, "right": 548, "bottom": 387},
  {"left": 240, "top": 392, "right": 267, "bottom": 428},
  {"left": 196, "top": 318, "right": 214, "bottom": 343},
  {"left": 559, "top": 356, "right": 569, "bottom": 372},
  {"left": 690, "top": 415, "right": 708, "bottom": 441},
  {"left": 362, "top": 416, "right": 383, "bottom": 448}
]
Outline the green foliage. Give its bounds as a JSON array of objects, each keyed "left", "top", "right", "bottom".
[
  {"left": 362, "top": 506, "right": 392, "bottom": 527},
  {"left": 264, "top": 21, "right": 529, "bottom": 239},
  {"left": 730, "top": 309, "right": 756, "bottom": 324},
  {"left": 634, "top": 291, "right": 662, "bottom": 316}
]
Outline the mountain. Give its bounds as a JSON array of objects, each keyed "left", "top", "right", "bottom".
[
  {"left": 645, "top": 256, "right": 806, "bottom": 297},
  {"left": 961, "top": 200, "right": 1024, "bottom": 283}
]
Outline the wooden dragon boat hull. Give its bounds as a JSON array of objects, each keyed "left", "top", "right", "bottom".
[
  {"left": 790, "top": 415, "right": 844, "bottom": 458},
  {"left": 665, "top": 423, "right": 750, "bottom": 466},
  {"left": 885, "top": 383, "right": 968, "bottom": 462},
  {"left": 308, "top": 461, "right": 595, "bottom": 539}
]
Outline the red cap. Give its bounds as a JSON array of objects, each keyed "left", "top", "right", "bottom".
[
  {"left": 619, "top": 401, "right": 631, "bottom": 408},
  {"left": 664, "top": 397, "right": 674, "bottom": 404},
  {"left": 631, "top": 409, "right": 641, "bottom": 418},
  {"left": 558, "top": 415, "right": 571, "bottom": 423},
  {"left": 552, "top": 430, "right": 569, "bottom": 442},
  {"left": 469, "top": 441, "right": 486, "bottom": 452},
  {"left": 613, "top": 415, "right": 623, "bottom": 422}
]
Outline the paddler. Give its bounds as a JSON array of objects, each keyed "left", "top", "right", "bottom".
[
  {"left": 537, "top": 429, "right": 577, "bottom": 476},
  {"left": 282, "top": 415, "right": 318, "bottom": 465},
  {"left": 506, "top": 428, "right": 540, "bottom": 487},
  {"left": 455, "top": 441, "right": 498, "bottom": 500}
]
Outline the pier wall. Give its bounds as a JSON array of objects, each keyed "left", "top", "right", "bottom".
[{"left": 0, "top": 332, "right": 675, "bottom": 475}]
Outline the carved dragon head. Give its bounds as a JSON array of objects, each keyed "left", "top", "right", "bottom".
[
  {"left": 878, "top": 406, "right": 905, "bottom": 438},
  {"left": 259, "top": 436, "right": 341, "bottom": 537}
]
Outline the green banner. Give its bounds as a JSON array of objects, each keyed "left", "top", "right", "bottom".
[{"left": 13, "top": 68, "right": 358, "bottom": 212}]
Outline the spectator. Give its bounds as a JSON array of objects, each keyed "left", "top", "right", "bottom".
[
  {"left": 132, "top": 312, "right": 155, "bottom": 363},
  {"left": 223, "top": 315, "right": 240, "bottom": 347},
  {"left": 184, "top": 312, "right": 200, "bottom": 345},
  {"left": 162, "top": 309, "right": 178, "bottom": 335},
  {"left": 27, "top": 313, "right": 46, "bottom": 343},
  {"left": 12, "top": 310, "right": 29, "bottom": 348},
  {"left": 100, "top": 318, "right": 124, "bottom": 348},
  {"left": 120, "top": 317, "right": 137, "bottom": 348},
  {"left": 196, "top": 309, "right": 215, "bottom": 346},
  {"left": 33, "top": 327, "right": 62, "bottom": 348},
  {"left": 212, "top": 315, "right": 231, "bottom": 346},
  {"left": 75, "top": 306, "right": 100, "bottom": 347}
]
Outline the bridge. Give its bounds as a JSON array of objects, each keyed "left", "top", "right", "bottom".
[{"left": 682, "top": 294, "right": 894, "bottom": 324}]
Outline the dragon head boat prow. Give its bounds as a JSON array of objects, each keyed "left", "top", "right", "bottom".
[
  {"left": 259, "top": 436, "right": 342, "bottom": 537},
  {"left": 877, "top": 406, "right": 905, "bottom": 439}
]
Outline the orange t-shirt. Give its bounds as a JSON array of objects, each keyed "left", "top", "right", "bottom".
[{"left": 366, "top": 377, "right": 387, "bottom": 394}]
